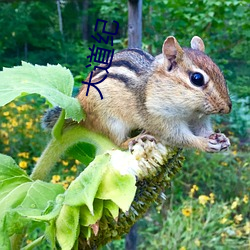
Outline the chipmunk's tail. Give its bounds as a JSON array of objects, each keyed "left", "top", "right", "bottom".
[{"left": 41, "top": 106, "right": 62, "bottom": 130}]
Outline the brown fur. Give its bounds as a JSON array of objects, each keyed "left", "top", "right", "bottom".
[{"left": 77, "top": 36, "right": 231, "bottom": 152}]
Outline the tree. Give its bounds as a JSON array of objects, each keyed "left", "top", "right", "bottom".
[{"left": 128, "top": 0, "right": 142, "bottom": 48}]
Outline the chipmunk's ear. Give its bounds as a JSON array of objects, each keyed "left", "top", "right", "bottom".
[
  {"left": 191, "top": 36, "right": 205, "bottom": 52},
  {"left": 162, "top": 36, "right": 184, "bottom": 64}
]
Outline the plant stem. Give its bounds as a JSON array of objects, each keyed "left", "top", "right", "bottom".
[{"left": 30, "top": 126, "right": 118, "bottom": 181}]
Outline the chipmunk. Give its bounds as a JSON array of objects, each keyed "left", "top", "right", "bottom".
[{"left": 43, "top": 36, "right": 232, "bottom": 153}]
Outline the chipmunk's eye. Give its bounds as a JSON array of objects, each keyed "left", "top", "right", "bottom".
[{"left": 190, "top": 72, "right": 204, "bottom": 87}]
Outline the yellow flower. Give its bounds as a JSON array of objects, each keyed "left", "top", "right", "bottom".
[
  {"left": 63, "top": 182, "right": 69, "bottom": 189},
  {"left": 66, "top": 176, "right": 75, "bottom": 182},
  {"left": 194, "top": 238, "right": 201, "bottom": 247},
  {"left": 11, "top": 120, "right": 18, "bottom": 127},
  {"left": 70, "top": 165, "right": 77, "bottom": 172},
  {"left": 179, "top": 247, "right": 186, "bottom": 250},
  {"left": 9, "top": 102, "right": 16, "bottom": 108},
  {"left": 51, "top": 175, "right": 61, "bottom": 183},
  {"left": 26, "top": 121, "right": 33, "bottom": 129},
  {"left": 244, "top": 221, "right": 250, "bottom": 234},
  {"left": 32, "top": 157, "right": 39, "bottom": 162},
  {"left": 234, "top": 214, "right": 243, "bottom": 224},
  {"left": 243, "top": 195, "right": 248, "bottom": 204},
  {"left": 220, "top": 217, "right": 228, "bottom": 224},
  {"left": 189, "top": 184, "right": 199, "bottom": 197},
  {"left": 232, "top": 150, "right": 237, "bottom": 156},
  {"left": 209, "top": 193, "right": 215, "bottom": 204},
  {"left": 75, "top": 159, "right": 81, "bottom": 165},
  {"left": 19, "top": 161, "right": 28, "bottom": 169},
  {"left": 17, "top": 105, "right": 30, "bottom": 112},
  {"left": 18, "top": 152, "right": 30, "bottom": 159},
  {"left": 231, "top": 198, "right": 240, "bottom": 209},
  {"left": 62, "top": 160, "right": 69, "bottom": 166},
  {"left": 3, "top": 111, "right": 9, "bottom": 116},
  {"left": 3, "top": 138, "right": 9, "bottom": 145},
  {"left": 221, "top": 162, "right": 228, "bottom": 167},
  {"left": 182, "top": 207, "right": 192, "bottom": 217},
  {"left": 198, "top": 195, "right": 210, "bottom": 206},
  {"left": 0, "top": 130, "right": 8, "bottom": 138}
]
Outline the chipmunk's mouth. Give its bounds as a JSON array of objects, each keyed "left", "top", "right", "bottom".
[{"left": 204, "top": 100, "right": 232, "bottom": 115}]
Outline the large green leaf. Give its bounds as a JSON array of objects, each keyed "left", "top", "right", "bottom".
[
  {"left": 56, "top": 205, "right": 80, "bottom": 250},
  {"left": 0, "top": 62, "right": 85, "bottom": 121},
  {"left": 0, "top": 154, "right": 65, "bottom": 248},
  {"left": 0, "top": 154, "right": 30, "bottom": 181},
  {"left": 96, "top": 167, "right": 136, "bottom": 212},
  {"left": 79, "top": 199, "right": 103, "bottom": 227},
  {"left": 103, "top": 200, "right": 119, "bottom": 219},
  {"left": 63, "top": 154, "right": 110, "bottom": 213},
  {"left": 65, "top": 142, "right": 96, "bottom": 165}
]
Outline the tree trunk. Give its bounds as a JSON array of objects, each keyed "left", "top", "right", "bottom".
[
  {"left": 128, "top": 0, "right": 142, "bottom": 49},
  {"left": 125, "top": 224, "right": 137, "bottom": 250},
  {"left": 82, "top": 0, "right": 89, "bottom": 41},
  {"left": 56, "top": 0, "right": 63, "bottom": 36}
]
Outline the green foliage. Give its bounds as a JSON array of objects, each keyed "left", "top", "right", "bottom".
[
  {"left": 0, "top": 154, "right": 64, "bottom": 249},
  {"left": 0, "top": 1, "right": 249, "bottom": 249},
  {"left": 138, "top": 196, "right": 249, "bottom": 249},
  {"left": 0, "top": 60, "right": 135, "bottom": 248},
  {"left": 0, "top": 62, "right": 85, "bottom": 121},
  {"left": 0, "top": 0, "right": 249, "bottom": 99}
]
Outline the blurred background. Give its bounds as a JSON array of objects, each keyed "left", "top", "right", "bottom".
[{"left": 0, "top": 0, "right": 249, "bottom": 249}]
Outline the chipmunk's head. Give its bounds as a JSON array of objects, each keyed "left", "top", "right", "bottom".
[{"left": 158, "top": 36, "right": 232, "bottom": 115}]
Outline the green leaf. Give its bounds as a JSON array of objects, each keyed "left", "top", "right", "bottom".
[
  {"left": 56, "top": 205, "right": 80, "bottom": 250},
  {"left": 96, "top": 167, "right": 136, "bottom": 212},
  {"left": 45, "top": 220, "right": 56, "bottom": 249},
  {"left": 0, "top": 176, "right": 32, "bottom": 201},
  {"left": 0, "top": 182, "right": 33, "bottom": 218},
  {"left": 52, "top": 108, "right": 65, "bottom": 139},
  {"left": 0, "top": 154, "right": 30, "bottom": 181},
  {"left": 65, "top": 142, "right": 96, "bottom": 165},
  {"left": 0, "top": 62, "right": 85, "bottom": 122},
  {"left": 26, "top": 196, "right": 64, "bottom": 222},
  {"left": 0, "top": 231, "right": 10, "bottom": 250},
  {"left": 79, "top": 199, "right": 103, "bottom": 226},
  {"left": 80, "top": 226, "right": 92, "bottom": 240},
  {"left": 3, "top": 210, "right": 31, "bottom": 237},
  {"left": 0, "top": 154, "right": 65, "bottom": 244},
  {"left": 103, "top": 200, "right": 119, "bottom": 219},
  {"left": 20, "top": 181, "right": 64, "bottom": 213},
  {"left": 64, "top": 154, "right": 111, "bottom": 213},
  {"left": 21, "top": 235, "right": 45, "bottom": 250}
]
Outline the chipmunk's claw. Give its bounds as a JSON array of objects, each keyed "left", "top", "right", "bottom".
[{"left": 207, "top": 133, "right": 230, "bottom": 152}]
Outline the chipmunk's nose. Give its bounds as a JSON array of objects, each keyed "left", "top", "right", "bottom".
[{"left": 219, "top": 101, "right": 232, "bottom": 114}]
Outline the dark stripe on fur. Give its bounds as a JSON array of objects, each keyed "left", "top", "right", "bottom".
[
  {"left": 111, "top": 60, "right": 140, "bottom": 74},
  {"left": 108, "top": 73, "right": 130, "bottom": 85}
]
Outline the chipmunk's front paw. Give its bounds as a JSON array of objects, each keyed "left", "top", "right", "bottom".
[{"left": 206, "top": 133, "right": 230, "bottom": 152}]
